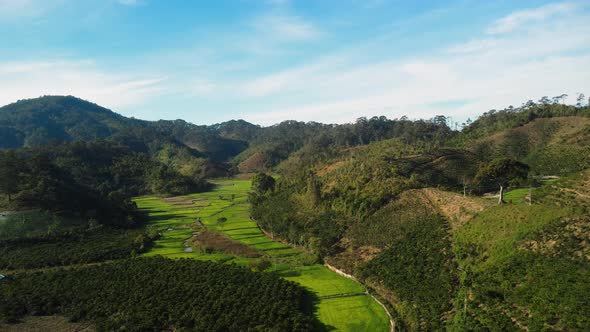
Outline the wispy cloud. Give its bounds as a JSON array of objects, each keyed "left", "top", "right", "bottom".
[
  {"left": 0, "top": 60, "right": 166, "bottom": 111},
  {"left": 486, "top": 2, "right": 574, "bottom": 34},
  {"left": 2, "top": 1, "right": 588, "bottom": 126},
  {"left": 0, "top": 0, "right": 63, "bottom": 19},
  {"left": 239, "top": 3, "right": 590, "bottom": 125},
  {"left": 252, "top": 14, "right": 321, "bottom": 41}
]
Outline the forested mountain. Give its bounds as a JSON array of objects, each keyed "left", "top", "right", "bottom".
[
  {"left": 249, "top": 99, "right": 590, "bottom": 330},
  {"left": 1, "top": 95, "right": 589, "bottom": 331},
  {"left": 0, "top": 96, "right": 248, "bottom": 160}
]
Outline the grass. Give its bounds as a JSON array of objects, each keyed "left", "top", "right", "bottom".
[
  {"left": 317, "top": 295, "right": 391, "bottom": 332},
  {"left": 503, "top": 179, "right": 559, "bottom": 205},
  {"left": 451, "top": 200, "right": 588, "bottom": 330},
  {"left": 503, "top": 187, "right": 530, "bottom": 204},
  {"left": 133, "top": 179, "right": 390, "bottom": 332},
  {"left": 454, "top": 203, "right": 569, "bottom": 269}
]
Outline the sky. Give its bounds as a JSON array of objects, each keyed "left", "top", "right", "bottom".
[{"left": 0, "top": 0, "right": 588, "bottom": 126}]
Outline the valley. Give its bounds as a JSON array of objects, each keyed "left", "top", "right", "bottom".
[
  {"left": 134, "top": 179, "right": 391, "bottom": 332},
  {"left": 2, "top": 1, "right": 590, "bottom": 329},
  {"left": 0, "top": 95, "right": 588, "bottom": 331}
]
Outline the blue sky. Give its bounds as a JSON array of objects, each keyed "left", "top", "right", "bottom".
[{"left": 0, "top": 0, "right": 588, "bottom": 125}]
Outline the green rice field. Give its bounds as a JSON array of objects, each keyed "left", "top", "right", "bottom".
[{"left": 133, "top": 179, "right": 390, "bottom": 331}]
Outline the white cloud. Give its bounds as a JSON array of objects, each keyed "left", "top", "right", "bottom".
[
  {"left": 189, "top": 80, "right": 216, "bottom": 97},
  {"left": 252, "top": 14, "right": 321, "bottom": 41},
  {"left": 0, "top": 0, "right": 63, "bottom": 19},
  {"left": 2, "top": 1, "right": 588, "bottom": 126},
  {"left": 239, "top": 4, "right": 590, "bottom": 125},
  {"left": 486, "top": 2, "right": 574, "bottom": 35},
  {"left": 0, "top": 60, "right": 166, "bottom": 111}
]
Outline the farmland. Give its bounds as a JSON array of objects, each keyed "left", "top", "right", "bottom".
[{"left": 133, "top": 179, "right": 391, "bottom": 331}]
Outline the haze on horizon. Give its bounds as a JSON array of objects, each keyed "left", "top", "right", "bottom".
[{"left": 0, "top": 0, "right": 589, "bottom": 126}]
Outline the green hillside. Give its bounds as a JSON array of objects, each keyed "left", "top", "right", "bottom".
[
  {"left": 249, "top": 101, "right": 590, "bottom": 330},
  {"left": 1, "top": 95, "right": 589, "bottom": 331}
]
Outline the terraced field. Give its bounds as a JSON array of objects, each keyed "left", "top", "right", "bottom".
[{"left": 134, "top": 179, "right": 390, "bottom": 331}]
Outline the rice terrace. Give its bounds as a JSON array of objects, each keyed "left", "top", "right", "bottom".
[{"left": 134, "top": 179, "right": 392, "bottom": 331}]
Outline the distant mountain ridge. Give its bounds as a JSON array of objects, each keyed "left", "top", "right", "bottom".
[
  {"left": 0, "top": 96, "right": 260, "bottom": 162},
  {"left": 1, "top": 95, "right": 588, "bottom": 174}
]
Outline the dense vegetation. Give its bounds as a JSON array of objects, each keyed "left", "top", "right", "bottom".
[
  {"left": 360, "top": 218, "right": 454, "bottom": 331},
  {"left": 135, "top": 179, "right": 391, "bottom": 332},
  {"left": 0, "top": 141, "right": 210, "bottom": 222},
  {"left": 0, "top": 226, "right": 153, "bottom": 270},
  {"left": 457, "top": 95, "right": 589, "bottom": 140},
  {"left": 0, "top": 257, "right": 320, "bottom": 331},
  {"left": 451, "top": 174, "right": 590, "bottom": 330},
  {"left": 1, "top": 94, "right": 589, "bottom": 331},
  {"left": 249, "top": 98, "right": 590, "bottom": 330}
]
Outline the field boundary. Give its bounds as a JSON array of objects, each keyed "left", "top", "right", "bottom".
[{"left": 325, "top": 263, "right": 395, "bottom": 332}]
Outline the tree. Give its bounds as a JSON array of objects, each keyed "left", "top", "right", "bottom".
[
  {"left": 0, "top": 151, "right": 20, "bottom": 202},
  {"left": 538, "top": 96, "right": 551, "bottom": 105},
  {"left": 576, "top": 93, "right": 586, "bottom": 107},
  {"left": 248, "top": 257, "right": 272, "bottom": 272},
  {"left": 500, "top": 130, "right": 529, "bottom": 160},
  {"left": 306, "top": 171, "right": 321, "bottom": 207},
  {"left": 474, "top": 158, "right": 529, "bottom": 204},
  {"left": 251, "top": 172, "right": 275, "bottom": 195},
  {"left": 552, "top": 94, "right": 568, "bottom": 104},
  {"left": 216, "top": 217, "right": 227, "bottom": 227}
]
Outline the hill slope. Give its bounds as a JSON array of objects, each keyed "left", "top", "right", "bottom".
[
  {"left": 469, "top": 116, "right": 590, "bottom": 175},
  {"left": 0, "top": 96, "right": 255, "bottom": 163}
]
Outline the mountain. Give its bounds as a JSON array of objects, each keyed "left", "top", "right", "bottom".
[
  {"left": 1, "top": 94, "right": 589, "bottom": 331},
  {"left": 249, "top": 101, "right": 590, "bottom": 330},
  {"left": 0, "top": 96, "right": 254, "bottom": 161},
  {"left": 0, "top": 96, "right": 455, "bottom": 174},
  {"left": 0, "top": 96, "right": 131, "bottom": 148}
]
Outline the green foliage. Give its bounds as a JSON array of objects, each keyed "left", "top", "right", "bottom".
[
  {"left": 0, "top": 227, "right": 153, "bottom": 270},
  {"left": 136, "top": 180, "right": 390, "bottom": 332},
  {"left": 524, "top": 144, "right": 590, "bottom": 175},
  {"left": 0, "top": 150, "right": 20, "bottom": 201},
  {"left": 474, "top": 158, "right": 529, "bottom": 192},
  {"left": 251, "top": 188, "right": 345, "bottom": 258},
  {"left": 0, "top": 141, "right": 209, "bottom": 226},
  {"left": 236, "top": 116, "right": 453, "bottom": 171},
  {"left": 2, "top": 146, "right": 142, "bottom": 227},
  {"left": 0, "top": 96, "right": 252, "bottom": 164},
  {"left": 359, "top": 212, "right": 456, "bottom": 331},
  {"left": 458, "top": 101, "right": 590, "bottom": 141},
  {"left": 150, "top": 119, "right": 249, "bottom": 161},
  {"left": 0, "top": 211, "right": 85, "bottom": 240},
  {"left": 0, "top": 96, "right": 130, "bottom": 148},
  {"left": 251, "top": 172, "right": 276, "bottom": 195},
  {"left": 451, "top": 196, "right": 590, "bottom": 330},
  {"left": 349, "top": 194, "right": 439, "bottom": 248},
  {"left": 249, "top": 256, "right": 273, "bottom": 272},
  {"left": 0, "top": 257, "right": 319, "bottom": 331}
]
